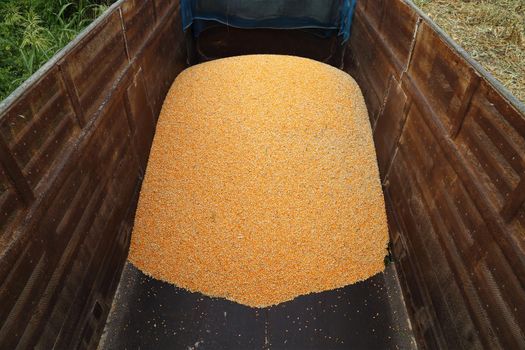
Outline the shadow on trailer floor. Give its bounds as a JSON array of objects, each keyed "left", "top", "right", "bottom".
[{"left": 98, "top": 263, "right": 416, "bottom": 350}]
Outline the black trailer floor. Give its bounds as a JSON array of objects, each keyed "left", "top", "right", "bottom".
[{"left": 98, "top": 263, "right": 416, "bottom": 350}]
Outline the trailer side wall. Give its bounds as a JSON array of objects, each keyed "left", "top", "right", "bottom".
[
  {"left": 346, "top": 1, "right": 525, "bottom": 348},
  {"left": 0, "top": 1, "right": 186, "bottom": 348}
]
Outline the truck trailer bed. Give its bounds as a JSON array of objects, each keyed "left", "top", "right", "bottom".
[
  {"left": 99, "top": 264, "right": 416, "bottom": 349},
  {"left": 1, "top": 0, "right": 524, "bottom": 348}
]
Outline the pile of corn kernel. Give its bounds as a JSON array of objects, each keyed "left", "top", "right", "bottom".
[{"left": 129, "top": 55, "right": 388, "bottom": 307}]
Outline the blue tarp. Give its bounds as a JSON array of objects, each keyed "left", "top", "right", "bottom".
[{"left": 180, "top": 0, "right": 357, "bottom": 42}]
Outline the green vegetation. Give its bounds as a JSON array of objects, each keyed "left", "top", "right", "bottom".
[
  {"left": 413, "top": 0, "right": 525, "bottom": 104},
  {"left": 2, "top": 0, "right": 523, "bottom": 104},
  {"left": 0, "top": 0, "right": 114, "bottom": 101}
]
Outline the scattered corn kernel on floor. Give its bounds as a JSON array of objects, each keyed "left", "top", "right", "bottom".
[
  {"left": 129, "top": 55, "right": 388, "bottom": 308},
  {"left": 99, "top": 263, "right": 417, "bottom": 349}
]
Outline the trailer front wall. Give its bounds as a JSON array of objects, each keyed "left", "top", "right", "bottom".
[
  {"left": 346, "top": 1, "right": 525, "bottom": 348},
  {"left": 0, "top": 0, "right": 186, "bottom": 348}
]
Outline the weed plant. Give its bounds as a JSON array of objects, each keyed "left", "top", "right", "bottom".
[{"left": 0, "top": 0, "right": 114, "bottom": 101}]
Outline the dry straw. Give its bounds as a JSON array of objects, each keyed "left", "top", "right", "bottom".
[{"left": 414, "top": 0, "right": 524, "bottom": 104}]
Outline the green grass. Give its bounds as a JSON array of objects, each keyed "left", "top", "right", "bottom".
[{"left": 0, "top": 0, "right": 115, "bottom": 101}]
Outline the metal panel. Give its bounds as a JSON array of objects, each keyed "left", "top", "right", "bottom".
[
  {"left": 407, "top": 23, "right": 479, "bottom": 137},
  {"left": 60, "top": 10, "right": 129, "bottom": 125},
  {"left": 121, "top": 0, "right": 156, "bottom": 58},
  {"left": 140, "top": 6, "right": 186, "bottom": 117},
  {"left": 0, "top": 66, "right": 79, "bottom": 193},
  {"left": 373, "top": 80, "right": 409, "bottom": 178},
  {"left": 347, "top": 1, "right": 525, "bottom": 348},
  {"left": 124, "top": 68, "right": 156, "bottom": 170},
  {"left": 0, "top": 0, "right": 186, "bottom": 348},
  {"left": 0, "top": 164, "right": 24, "bottom": 237},
  {"left": 346, "top": 0, "right": 417, "bottom": 127}
]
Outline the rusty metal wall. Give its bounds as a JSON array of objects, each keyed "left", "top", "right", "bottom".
[
  {"left": 345, "top": 0, "right": 525, "bottom": 349},
  {"left": 0, "top": 0, "right": 186, "bottom": 348}
]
